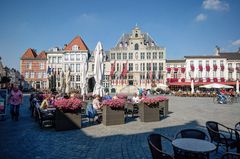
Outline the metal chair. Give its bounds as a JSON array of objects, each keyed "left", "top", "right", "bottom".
[
  {"left": 174, "top": 128, "right": 209, "bottom": 140},
  {"left": 206, "top": 121, "right": 239, "bottom": 153},
  {"left": 221, "top": 152, "right": 240, "bottom": 159},
  {"left": 147, "top": 133, "right": 174, "bottom": 159}
]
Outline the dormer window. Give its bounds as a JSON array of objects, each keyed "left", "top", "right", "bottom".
[
  {"left": 119, "top": 42, "right": 123, "bottom": 47},
  {"left": 134, "top": 43, "right": 139, "bottom": 50},
  {"left": 135, "top": 33, "right": 138, "bottom": 37},
  {"left": 72, "top": 45, "right": 78, "bottom": 51},
  {"left": 124, "top": 42, "right": 128, "bottom": 47}
]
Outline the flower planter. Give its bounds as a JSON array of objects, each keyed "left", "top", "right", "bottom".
[
  {"left": 159, "top": 100, "right": 169, "bottom": 117},
  {"left": 102, "top": 106, "right": 125, "bottom": 126},
  {"left": 139, "top": 103, "right": 159, "bottom": 122},
  {"left": 55, "top": 109, "right": 81, "bottom": 131}
]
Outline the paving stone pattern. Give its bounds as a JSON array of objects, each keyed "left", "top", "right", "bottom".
[{"left": 0, "top": 95, "right": 239, "bottom": 159}]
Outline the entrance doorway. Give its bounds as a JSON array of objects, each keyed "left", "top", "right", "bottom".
[{"left": 88, "top": 77, "right": 95, "bottom": 92}]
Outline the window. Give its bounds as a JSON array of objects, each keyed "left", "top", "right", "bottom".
[
  {"left": 25, "top": 72, "right": 29, "bottom": 78},
  {"left": 220, "top": 60, "right": 224, "bottom": 66},
  {"left": 159, "top": 63, "right": 163, "bottom": 70},
  {"left": 65, "top": 54, "right": 69, "bottom": 61},
  {"left": 129, "top": 53, "right": 133, "bottom": 59},
  {"left": 135, "top": 33, "right": 138, "bottom": 38},
  {"left": 70, "top": 54, "right": 75, "bottom": 61},
  {"left": 153, "top": 63, "right": 157, "bottom": 71},
  {"left": 39, "top": 63, "right": 44, "bottom": 70},
  {"left": 237, "top": 73, "right": 240, "bottom": 79},
  {"left": 38, "top": 72, "right": 42, "bottom": 78},
  {"left": 117, "top": 53, "right": 121, "bottom": 60},
  {"left": 147, "top": 63, "right": 151, "bottom": 71},
  {"left": 111, "top": 53, "right": 115, "bottom": 60},
  {"left": 52, "top": 57, "right": 56, "bottom": 63},
  {"left": 70, "top": 75, "right": 75, "bottom": 82},
  {"left": 174, "top": 72, "right": 177, "bottom": 79},
  {"left": 134, "top": 43, "right": 139, "bottom": 50},
  {"left": 220, "top": 71, "right": 224, "bottom": 77},
  {"left": 58, "top": 57, "right": 62, "bottom": 63},
  {"left": 70, "top": 64, "right": 74, "bottom": 72},
  {"left": 92, "top": 64, "right": 94, "bottom": 72},
  {"left": 237, "top": 63, "right": 240, "bottom": 68},
  {"left": 228, "top": 63, "right": 232, "bottom": 68},
  {"left": 76, "top": 64, "right": 80, "bottom": 72},
  {"left": 128, "top": 75, "right": 133, "bottom": 79},
  {"left": 76, "top": 83, "right": 80, "bottom": 89},
  {"left": 30, "top": 72, "right": 35, "bottom": 78},
  {"left": 190, "top": 61, "right": 194, "bottom": 66},
  {"left": 147, "top": 52, "right": 151, "bottom": 59},
  {"left": 26, "top": 63, "right": 32, "bottom": 69},
  {"left": 153, "top": 52, "right": 157, "bottom": 59},
  {"left": 140, "top": 74, "right": 145, "bottom": 79},
  {"left": 206, "top": 60, "right": 209, "bottom": 66},
  {"left": 228, "top": 72, "right": 232, "bottom": 79},
  {"left": 213, "top": 60, "right": 216, "bottom": 65},
  {"left": 43, "top": 72, "right": 47, "bottom": 78},
  {"left": 58, "top": 68, "right": 62, "bottom": 75},
  {"left": 104, "top": 64, "right": 106, "bottom": 70},
  {"left": 76, "top": 75, "right": 81, "bottom": 81},
  {"left": 72, "top": 45, "right": 78, "bottom": 51},
  {"left": 49, "top": 57, "right": 52, "bottom": 63},
  {"left": 117, "top": 63, "right": 120, "bottom": 71},
  {"left": 159, "top": 52, "right": 163, "bottom": 59},
  {"left": 213, "top": 71, "right": 216, "bottom": 77},
  {"left": 76, "top": 54, "right": 81, "bottom": 61},
  {"left": 123, "top": 53, "right": 127, "bottom": 59},
  {"left": 198, "top": 71, "right": 202, "bottom": 78},
  {"left": 65, "top": 64, "right": 69, "bottom": 71},
  {"left": 198, "top": 60, "right": 202, "bottom": 66},
  {"left": 140, "top": 52, "right": 145, "bottom": 59},
  {"left": 128, "top": 63, "right": 133, "bottom": 71},
  {"left": 206, "top": 71, "right": 209, "bottom": 78}
]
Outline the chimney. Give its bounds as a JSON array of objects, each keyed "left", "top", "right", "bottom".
[
  {"left": 63, "top": 44, "right": 67, "bottom": 49},
  {"left": 215, "top": 45, "right": 220, "bottom": 55}
]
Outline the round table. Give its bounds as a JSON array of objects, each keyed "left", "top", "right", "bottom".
[{"left": 172, "top": 138, "right": 216, "bottom": 153}]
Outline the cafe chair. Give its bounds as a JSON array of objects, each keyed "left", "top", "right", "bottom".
[
  {"left": 206, "top": 121, "right": 240, "bottom": 153},
  {"left": 174, "top": 128, "right": 209, "bottom": 141},
  {"left": 221, "top": 152, "right": 240, "bottom": 159},
  {"left": 147, "top": 133, "right": 174, "bottom": 159},
  {"left": 37, "top": 107, "right": 55, "bottom": 128}
]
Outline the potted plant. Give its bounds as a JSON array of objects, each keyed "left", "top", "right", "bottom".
[
  {"left": 206, "top": 65, "right": 210, "bottom": 71},
  {"left": 139, "top": 96, "right": 167, "bottom": 122},
  {"left": 167, "top": 67, "right": 171, "bottom": 73},
  {"left": 116, "top": 94, "right": 128, "bottom": 100},
  {"left": 198, "top": 65, "right": 203, "bottom": 71},
  {"left": 213, "top": 65, "right": 218, "bottom": 71},
  {"left": 181, "top": 67, "right": 185, "bottom": 73},
  {"left": 54, "top": 98, "right": 82, "bottom": 131},
  {"left": 102, "top": 99, "right": 125, "bottom": 126},
  {"left": 190, "top": 65, "right": 195, "bottom": 71}
]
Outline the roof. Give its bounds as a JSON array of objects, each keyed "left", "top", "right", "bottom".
[
  {"left": 21, "top": 48, "right": 38, "bottom": 59},
  {"left": 36, "top": 51, "right": 47, "bottom": 59},
  {"left": 219, "top": 52, "right": 240, "bottom": 60},
  {"left": 64, "top": 36, "right": 89, "bottom": 51},
  {"left": 169, "top": 81, "right": 237, "bottom": 86},
  {"left": 166, "top": 59, "right": 185, "bottom": 63},
  {"left": 184, "top": 55, "right": 224, "bottom": 59}
]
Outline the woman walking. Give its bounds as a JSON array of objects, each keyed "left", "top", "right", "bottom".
[{"left": 8, "top": 85, "right": 23, "bottom": 121}]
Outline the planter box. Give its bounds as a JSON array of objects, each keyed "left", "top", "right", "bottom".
[
  {"left": 159, "top": 100, "right": 169, "bottom": 117},
  {"left": 139, "top": 103, "right": 159, "bottom": 122},
  {"left": 102, "top": 106, "right": 125, "bottom": 126},
  {"left": 55, "top": 109, "right": 81, "bottom": 131}
]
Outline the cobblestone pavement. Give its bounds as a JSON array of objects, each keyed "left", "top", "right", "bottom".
[{"left": 0, "top": 95, "right": 239, "bottom": 159}]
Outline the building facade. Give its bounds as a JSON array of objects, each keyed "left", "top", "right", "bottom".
[
  {"left": 166, "top": 60, "right": 186, "bottom": 83},
  {"left": 20, "top": 49, "right": 48, "bottom": 89},
  {"left": 108, "top": 26, "right": 166, "bottom": 92}
]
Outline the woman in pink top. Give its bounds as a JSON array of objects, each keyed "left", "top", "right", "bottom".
[{"left": 8, "top": 85, "right": 23, "bottom": 121}]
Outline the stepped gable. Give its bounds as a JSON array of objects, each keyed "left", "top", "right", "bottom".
[{"left": 64, "top": 35, "right": 89, "bottom": 51}]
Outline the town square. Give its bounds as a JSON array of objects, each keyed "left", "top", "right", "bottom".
[{"left": 0, "top": 0, "right": 240, "bottom": 159}]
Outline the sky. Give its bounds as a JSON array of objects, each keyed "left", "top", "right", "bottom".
[{"left": 0, "top": 0, "right": 240, "bottom": 70}]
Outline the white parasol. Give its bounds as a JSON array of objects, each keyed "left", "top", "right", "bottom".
[
  {"left": 65, "top": 66, "right": 71, "bottom": 94},
  {"left": 93, "top": 42, "right": 104, "bottom": 97},
  {"left": 191, "top": 80, "right": 194, "bottom": 94},
  {"left": 236, "top": 80, "right": 239, "bottom": 93},
  {"left": 199, "top": 83, "right": 233, "bottom": 89},
  {"left": 81, "top": 62, "right": 88, "bottom": 100}
]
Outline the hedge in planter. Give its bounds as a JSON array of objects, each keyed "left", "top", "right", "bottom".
[
  {"left": 102, "top": 99, "right": 125, "bottom": 126},
  {"left": 54, "top": 97, "right": 82, "bottom": 131}
]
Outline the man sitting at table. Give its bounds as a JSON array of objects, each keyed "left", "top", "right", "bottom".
[{"left": 40, "top": 95, "right": 50, "bottom": 110}]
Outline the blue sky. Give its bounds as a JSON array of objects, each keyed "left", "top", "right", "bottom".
[{"left": 0, "top": 0, "right": 240, "bottom": 70}]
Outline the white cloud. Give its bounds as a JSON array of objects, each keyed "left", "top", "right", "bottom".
[
  {"left": 232, "top": 39, "right": 240, "bottom": 46},
  {"left": 202, "top": 0, "right": 229, "bottom": 11},
  {"left": 195, "top": 13, "right": 207, "bottom": 22}
]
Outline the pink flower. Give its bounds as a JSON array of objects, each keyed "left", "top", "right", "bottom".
[
  {"left": 141, "top": 96, "right": 168, "bottom": 105},
  {"left": 116, "top": 94, "right": 128, "bottom": 99},
  {"left": 102, "top": 99, "right": 125, "bottom": 108},
  {"left": 54, "top": 98, "right": 82, "bottom": 111}
]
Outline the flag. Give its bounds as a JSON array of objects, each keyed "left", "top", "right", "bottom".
[
  {"left": 121, "top": 61, "right": 128, "bottom": 77},
  {"left": 110, "top": 60, "right": 116, "bottom": 77}
]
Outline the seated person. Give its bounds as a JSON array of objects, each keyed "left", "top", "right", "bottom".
[
  {"left": 217, "top": 90, "right": 226, "bottom": 104},
  {"left": 132, "top": 93, "right": 140, "bottom": 104},
  {"left": 40, "top": 96, "right": 50, "bottom": 110},
  {"left": 102, "top": 92, "right": 112, "bottom": 101},
  {"left": 92, "top": 95, "right": 102, "bottom": 123}
]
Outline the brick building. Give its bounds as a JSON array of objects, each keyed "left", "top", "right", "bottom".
[{"left": 20, "top": 49, "right": 47, "bottom": 90}]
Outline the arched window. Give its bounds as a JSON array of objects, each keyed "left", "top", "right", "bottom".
[
  {"left": 135, "top": 33, "right": 138, "bottom": 37},
  {"left": 134, "top": 43, "right": 139, "bottom": 50}
]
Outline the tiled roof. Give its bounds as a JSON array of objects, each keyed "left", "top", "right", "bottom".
[
  {"left": 36, "top": 51, "right": 47, "bottom": 59},
  {"left": 219, "top": 52, "right": 240, "bottom": 60},
  {"left": 64, "top": 36, "right": 89, "bottom": 51},
  {"left": 21, "top": 48, "right": 38, "bottom": 59}
]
